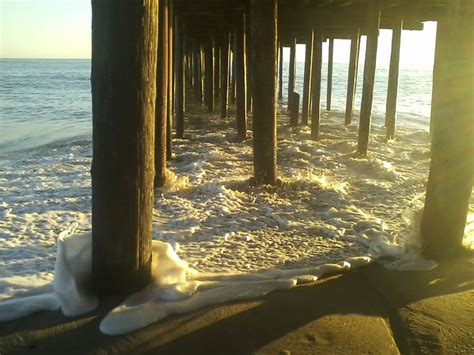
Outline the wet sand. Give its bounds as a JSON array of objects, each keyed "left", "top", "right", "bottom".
[{"left": 1, "top": 258, "right": 472, "bottom": 354}]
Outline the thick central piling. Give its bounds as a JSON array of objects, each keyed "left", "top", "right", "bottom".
[
  {"left": 91, "top": 0, "right": 157, "bottom": 296},
  {"left": 251, "top": 0, "right": 277, "bottom": 185}
]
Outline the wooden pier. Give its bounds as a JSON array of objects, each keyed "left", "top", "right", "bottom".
[{"left": 91, "top": 0, "right": 473, "bottom": 294}]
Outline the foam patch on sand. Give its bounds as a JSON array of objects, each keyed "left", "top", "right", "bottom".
[{"left": 0, "top": 230, "right": 371, "bottom": 335}]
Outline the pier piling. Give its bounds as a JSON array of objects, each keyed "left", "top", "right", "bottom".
[
  {"left": 327, "top": 38, "right": 334, "bottom": 111},
  {"left": 251, "top": 0, "right": 277, "bottom": 185},
  {"left": 345, "top": 29, "right": 360, "bottom": 125},
  {"left": 310, "top": 26, "right": 323, "bottom": 140},
  {"left": 302, "top": 29, "right": 314, "bottom": 126},
  {"left": 91, "top": 0, "right": 157, "bottom": 296},
  {"left": 385, "top": 20, "right": 403, "bottom": 140},
  {"left": 357, "top": 1, "right": 381, "bottom": 155}
]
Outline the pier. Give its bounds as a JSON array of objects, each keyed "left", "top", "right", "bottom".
[{"left": 90, "top": 0, "right": 473, "bottom": 297}]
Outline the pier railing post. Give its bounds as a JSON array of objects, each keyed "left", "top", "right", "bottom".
[
  {"left": 251, "top": 0, "right": 277, "bottom": 185},
  {"left": 91, "top": 0, "right": 157, "bottom": 296},
  {"left": 357, "top": 1, "right": 381, "bottom": 155},
  {"left": 385, "top": 20, "right": 403, "bottom": 140},
  {"left": 302, "top": 29, "right": 314, "bottom": 126},
  {"left": 421, "top": 3, "right": 474, "bottom": 259},
  {"left": 345, "top": 29, "right": 360, "bottom": 125}
]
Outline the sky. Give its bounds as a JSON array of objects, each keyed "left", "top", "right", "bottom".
[{"left": 1, "top": 0, "right": 437, "bottom": 69}]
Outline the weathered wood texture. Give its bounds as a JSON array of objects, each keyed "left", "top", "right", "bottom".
[
  {"left": 155, "top": 0, "right": 169, "bottom": 187},
  {"left": 302, "top": 30, "right": 314, "bottom": 126},
  {"left": 421, "top": 2, "right": 474, "bottom": 259},
  {"left": 175, "top": 16, "right": 185, "bottom": 138},
  {"left": 215, "top": 43, "right": 221, "bottom": 101},
  {"left": 278, "top": 43, "right": 284, "bottom": 100},
  {"left": 231, "top": 38, "right": 236, "bottom": 105},
  {"left": 235, "top": 11, "right": 247, "bottom": 141},
  {"left": 357, "top": 1, "right": 381, "bottom": 154},
  {"left": 246, "top": 17, "right": 252, "bottom": 113},
  {"left": 310, "top": 28, "right": 323, "bottom": 140},
  {"left": 205, "top": 37, "right": 215, "bottom": 113},
  {"left": 326, "top": 38, "right": 334, "bottom": 111},
  {"left": 167, "top": 0, "right": 174, "bottom": 160},
  {"left": 345, "top": 29, "right": 360, "bottom": 125},
  {"left": 287, "top": 38, "right": 296, "bottom": 111},
  {"left": 290, "top": 92, "right": 300, "bottom": 127},
  {"left": 251, "top": 0, "right": 277, "bottom": 185},
  {"left": 385, "top": 20, "right": 402, "bottom": 140},
  {"left": 193, "top": 43, "right": 202, "bottom": 102},
  {"left": 91, "top": 0, "right": 157, "bottom": 296},
  {"left": 220, "top": 32, "right": 231, "bottom": 119}
]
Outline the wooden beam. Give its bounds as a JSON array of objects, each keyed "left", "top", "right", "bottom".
[{"left": 91, "top": 0, "right": 157, "bottom": 296}]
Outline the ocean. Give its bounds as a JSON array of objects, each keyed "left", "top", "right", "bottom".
[{"left": 0, "top": 58, "right": 433, "bottom": 157}]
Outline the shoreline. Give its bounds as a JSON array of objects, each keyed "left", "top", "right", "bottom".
[{"left": 1, "top": 259, "right": 472, "bottom": 354}]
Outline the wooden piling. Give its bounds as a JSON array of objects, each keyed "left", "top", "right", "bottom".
[
  {"left": 310, "top": 27, "right": 323, "bottom": 140},
  {"left": 235, "top": 11, "right": 247, "bottom": 141},
  {"left": 302, "top": 29, "right": 314, "bottom": 126},
  {"left": 357, "top": 1, "right": 381, "bottom": 155},
  {"left": 385, "top": 20, "right": 403, "bottom": 140},
  {"left": 155, "top": 0, "right": 169, "bottom": 187},
  {"left": 326, "top": 38, "right": 334, "bottom": 111},
  {"left": 166, "top": 0, "right": 174, "bottom": 160},
  {"left": 345, "top": 29, "right": 360, "bottom": 125},
  {"left": 290, "top": 92, "right": 300, "bottom": 127},
  {"left": 214, "top": 40, "right": 220, "bottom": 102},
  {"left": 220, "top": 32, "right": 231, "bottom": 119},
  {"left": 251, "top": 0, "right": 277, "bottom": 185},
  {"left": 288, "top": 37, "right": 296, "bottom": 111},
  {"left": 205, "top": 37, "right": 215, "bottom": 113},
  {"left": 193, "top": 42, "right": 202, "bottom": 102},
  {"left": 231, "top": 38, "right": 236, "bottom": 105},
  {"left": 91, "top": 0, "right": 157, "bottom": 296},
  {"left": 421, "top": 3, "right": 474, "bottom": 259},
  {"left": 175, "top": 15, "right": 185, "bottom": 139},
  {"left": 246, "top": 16, "right": 252, "bottom": 113},
  {"left": 278, "top": 43, "right": 284, "bottom": 100}
]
